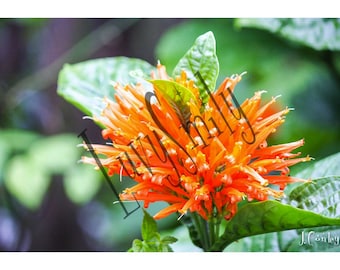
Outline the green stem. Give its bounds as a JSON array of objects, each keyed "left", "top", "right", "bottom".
[
  {"left": 209, "top": 218, "right": 215, "bottom": 245},
  {"left": 203, "top": 218, "right": 211, "bottom": 249},
  {"left": 182, "top": 210, "right": 225, "bottom": 251},
  {"left": 209, "top": 215, "right": 223, "bottom": 251},
  {"left": 215, "top": 219, "right": 220, "bottom": 241},
  {"left": 189, "top": 212, "right": 224, "bottom": 251},
  {"left": 190, "top": 212, "right": 209, "bottom": 251}
]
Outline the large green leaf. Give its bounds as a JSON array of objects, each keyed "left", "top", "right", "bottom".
[
  {"left": 295, "top": 152, "right": 340, "bottom": 180},
  {"left": 210, "top": 199, "right": 340, "bottom": 251},
  {"left": 236, "top": 18, "right": 340, "bottom": 51},
  {"left": 284, "top": 152, "right": 340, "bottom": 195},
  {"left": 172, "top": 31, "right": 219, "bottom": 104},
  {"left": 226, "top": 226, "right": 340, "bottom": 252},
  {"left": 57, "top": 57, "right": 156, "bottom": 118},
  {"left": 283, "top": 176, "right": 340, "bottom": 219},
  {"left": 283, "top": 176, "right": 340, "bottom": 251},
  {"left": 226, "top": 176, "right": 340, "bottom": 252},
  {"left": 225, "top": 228, "right": 299, "bottom": 252}
]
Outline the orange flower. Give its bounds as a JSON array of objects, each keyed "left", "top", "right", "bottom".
[{"left": 82, "top": 63, "right": 311, "bottom": 221}]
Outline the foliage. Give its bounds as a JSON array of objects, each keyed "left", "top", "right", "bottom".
[
  {"left": 235, "top": 18, "right": 340, "bottom": 51},
  {"left": 128, "top": 209, "right": 177, "bottom": 252},
  {"left": 58, "top": 57, "right": 156, "bottom": 119},
  {"left": 0, "top": 130, "right": 102, "bottom": 209},
  {"left": 172, "top": 31, "right": 219, "bottom": 105}
]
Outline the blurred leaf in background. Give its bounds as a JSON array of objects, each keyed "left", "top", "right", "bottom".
[
  {"left": 0, "top": 130, "right": 102, "bottom": 210},
  {"left": 235, "top": 18, "right": 340, "bottom": 51}
]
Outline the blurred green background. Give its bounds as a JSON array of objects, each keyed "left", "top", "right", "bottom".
[{"left": 0, "top": 18, "right": 339, "bottom": 251}]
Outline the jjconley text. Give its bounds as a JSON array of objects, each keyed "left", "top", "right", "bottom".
[{"left": 299, "top": 230, "right": 340, "bottom": 246}]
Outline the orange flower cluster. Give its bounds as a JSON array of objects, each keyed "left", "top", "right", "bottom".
[{"left": 82, "top": 64, "right": 311, "bottom": 220}]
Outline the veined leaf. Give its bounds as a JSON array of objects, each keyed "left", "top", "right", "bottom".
[
  {"left": 57, "top": 57, "right": 156, "bottom": 118},
  {"left": 295, "top": 152, "right": 340, "bottom": 180},
  {"left": 283, "top": 176, "right": 340, "bottom": 219},
  {"left": 236, "top": 18, "right": 340, "bottom": 51},
  {"left": 210, "top": 200, "right": 340, "bottom": 251},
  {"left": 172, "top": 31, "right": 219, "bottom": 105},
  {"left": 225, "top": 173, "right": 340, "bottom": 252}
]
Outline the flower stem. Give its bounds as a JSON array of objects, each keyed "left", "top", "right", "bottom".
[
  {"left": 189, "top": 212, "right": 223, "bottom": 251},
  {"left": 190, "top": 212, "right": 210, "bottom": 251}
]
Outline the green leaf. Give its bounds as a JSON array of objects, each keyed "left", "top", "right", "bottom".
[
  {"left": 63, "top": 164, "right": 102, "bottom": 205},
  {"left": 210, "top": 200, "right": 340, "bottom": 251},
  {"left": 172, "top": 31, "right": 219, "bottom": 104},
  {"left": 0, "top": 129, "right": 41, "bottom": 184},
  {"left": 284, "top": 152, "right": 340, "bottom": 195},
  {"left": 225, "top": 229, "right": 299, "bottom": 252},
  {"left": 141, "top": 209, "right": 158, "bottom": 241},
  {"left": 236, "top": 18, "right": 340, "bottom": 51},
  {"left": 296, "top": 152, "right": 340, "bottom": 180},
  {"left": 128, "top": 209, "right": 177, "bottom": 252},
  {"left": 226, "top": 176, "right": 340, "bottom": 251},
  {"left": 28, "top": 134, "right": 80, "bottom": 175},
  {"left": 0, "top": 129, "right": 40, "bottom": 152},
  {"left": 129, "top": 239, "right": 143, "bottom": 252},
  {"left": 159, "top": 235, "right": 178, "bottom": 252},
  {"left": 57, "top": 57, "right": 156, "bottom": 118},
  {"left": 283, "top": 176, "right": 340, "bottom": 218},
  {"left": 150, "top": 79, "right": 197, "bottom": 127},
  {"left": 4, "top": 155, "right": 50, "bottom": 210},
  {"left": 161, "top": 235, "right": 177, "bottom": 245}
]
